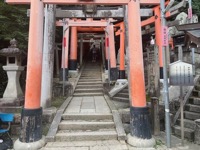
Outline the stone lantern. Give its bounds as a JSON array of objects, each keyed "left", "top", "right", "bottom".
[{"left": 0, "top": 39, "right": 25, "bottom": 105}]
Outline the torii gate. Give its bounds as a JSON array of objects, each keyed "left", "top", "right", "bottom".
[
  {"left": 6, "top": 0, "right": 160, "bottom": 149},
  {"left": 56, "top": 18, "right": 118, "bottom": 81},
  {"left": 141, "top": 0, "right": 187, "bottom": 79},
  {"left": 115, "top": 22, "right": 125, "bottom": 79}
]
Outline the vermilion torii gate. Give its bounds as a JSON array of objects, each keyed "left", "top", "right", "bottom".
[
  {"left": 115, "top": 22, "right": 125, "bottom": 79},
  {"left": 56, "top": 18, "right": 118, "bottom": 81},
  {"left": 6, "top": 0, "right": 160, "bottom": 149}
]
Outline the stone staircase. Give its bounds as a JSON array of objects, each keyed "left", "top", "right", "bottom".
[
  {"left": 40, "top": 62, "right": 129, "bottom": 149},
  {"left": 41, "top": 112, "right": 128, "bottom": 150},
  {"left": 56, "top": 113, "right": 117, "bottom": 141},
  {"left": 112, "top": 86, "right": 129, "bottom": 103},
  {"left": 173, "top": 80, "right": 200, "bottom": 141},
  {"left": 73, "top": 63, "right": 104, "bottom": 97}
]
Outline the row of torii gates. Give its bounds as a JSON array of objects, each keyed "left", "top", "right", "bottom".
[
  {"left": 56, "top": 18, "right": 122, "bottom": 81},
  {"left": 6, "top": 0, "right": 174, "bottom": 149}
]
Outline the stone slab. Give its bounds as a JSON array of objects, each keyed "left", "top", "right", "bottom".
[
  {"left": 80, "top": 109, "right": 96, "bottom": 113},
  {"left": 94, "top": 96, "right": 110, "bottom": 113},
  {"left": 81, "top": 102, "right": 95, "bottom": 109},
  {"left": 45, "top": 140, "right": 125, "bottom": 147},
  {"left": 58, "top": 121, "right": 114, "bottom": 130},
  {"left": 65, "top": 106, "right": 81, "bottom": 113},
  {"left": 62, "top": 113, "right": 113, "bottom": 121},
  {"left": 73, "top": 93, "right": 103, "bottom": 97},
  {"left": 56, "top": 130, "right": 117, "bottom": 141},
  {"left": 42, "top": 147, "right": 88, "bottom": 150}
]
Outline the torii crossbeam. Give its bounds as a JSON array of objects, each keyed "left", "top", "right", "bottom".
[{"left": 6, "top": 0, "right": 160, "bottom": 5}]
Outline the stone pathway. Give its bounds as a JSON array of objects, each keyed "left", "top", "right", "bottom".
[
  {"left": 41, "top": 62, "right": 128, "bottom": 149},
  {"left": 40, "top": 61, "right": 200, "bottom": 150},
  {"left": 41, "top": 95, "right": 128, "bottom": 150}
]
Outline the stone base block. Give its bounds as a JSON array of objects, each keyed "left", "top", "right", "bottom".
[
  {"left": 53, "top": 81, "right": 73, "bottom": 97},
  {"left": 59, "top": 68, "right": 68, "bottom": 81},
  {"left": 127, "top": 134, "right": 155, "bottom": 148},
  {"left": 0, "top": 106, "right": 22, "bottom": 113},
  {"left": 0, "top": 97, "right": 24, "bottom": 106},
  {"left": 109, "top": 79, "right": 128, "bottom": 97},
  {"left": 194, "top": 119, "right": 200, "bottom": 145},
  {"left": 14, "top": 136, "right": 45, "bottom": 150},
  {"left": 69, "top": 70, "right": 79, "bottom": 78},
  {"left": 43, "top": 107, "right": 57, "bottom": 123}
]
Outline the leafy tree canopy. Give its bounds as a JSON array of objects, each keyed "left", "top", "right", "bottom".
[
  {"left": 193, "top": 0, "right": 200, "bottom": 17},
  {"left": 0, "top": 0, "right": 29, "bottom": 50}
]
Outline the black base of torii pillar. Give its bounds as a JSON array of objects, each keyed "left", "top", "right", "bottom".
[
  {"left": 126, "top": 1, "right": 155, "bottom": 148},
  {"left": 13, "top": 0, "right": 45, "bottom": 149}
]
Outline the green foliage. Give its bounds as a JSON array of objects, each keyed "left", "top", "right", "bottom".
[
  {"left": 0, "top": 0, "right": 29, "bottom": 50},
  {"left": 51, "top": 96, "right": 66, "bottom": 108},
  {"left": 0, "top": 64, "right": 8, "bottom": 98},
  {"left": 193, "top": 0, "right": 200, "bottom": 17},
  {"left": 154, "top": 139, "right": 164, "bottom": 149}
]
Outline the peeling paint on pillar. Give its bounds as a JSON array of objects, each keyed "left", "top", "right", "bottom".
[{"left": 20, "top": 108, "right": 42, "bottom": 142}]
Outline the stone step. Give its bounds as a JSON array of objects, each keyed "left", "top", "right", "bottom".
[
  {"left": 81, "top": 74, "right": 101, "bottom": 76},
  {"left": 82, "top": 70, "right": 100, "bottom": 72},
  {"left": 79, "top": 79, "right": 102, "bottom": 82},
  {"left": 78, "top": 81, "right": 102, "bottom": 85},
  {"left": 76, "top": 85, "right": 103, "bottom": 89},
  {"left": 77, "top": 82, "right": 103, "bottom": 86},
  {"left": 185, "top": 104, "right": 200, "bottom": 113},
  {"left": 112, "top": 97, "right": 129, "bottom": 103},
  {"left": 177, "top": 119, "right": 195, "bottom": 130},
  {"left": 56, "top": 130, "right": 117, "bottom": 141},
  {"left": 121, "top": 88, "right": 129, "bottom": 93},
  {"left": 79, "top": 77, "right": 101, "bottom": 80},
  {"left": 41, "top": 147, "right": 88, "bottom": 150},
  {"left": 62, "top": 113, "right": 113, "bottom": 121},
  {"left": 73, "top": 92, "right": 103, "bottom": 97},
  {"left": 173, "top": 125, "right": 194, "bottom": 141},
  {"left": 192, "top": 90, "right": 200, "bottom": 97},
  {"left": 83, "top": 69, "right": 101, "bottom": 70},
  {"left": 74, "top": 88, "right": 103, "bottom": 93},
  {"left": 184, "top": 111, "right": 200, "bottom": 120},
  {"left": 43, "top": 140, "right": 128, "bottom": 150},
  {"left": 79, "top": 76, "right": 101, "bottom": 78},
  {"left": 194, "top": 85, "right": 200, "bottom": 91},
  {"left": 81, "top": 72, "right": 101, "bottom": 74},
  {"left": 80, "top": 76, "right": 101, "bottom": 78},
  {"left": 189, "top": 97, "right": 200, "bottom": 105},
  {"left": 59, "top": 121, "right": 115, "bottom": 130},
  {"left": 115, "top": 93, "right": 129, "bottom": 98}
]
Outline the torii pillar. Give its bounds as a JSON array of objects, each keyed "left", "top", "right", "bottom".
[
  {"left": 101, "top": 37, "right": 106, "bottom": 68},
  {"left": 79, "top": 35, "right": 83, "bottom": 67},
  {"left": 60, "top": 21, "right": 70, "bottom": 81},
  {"left": 126, "top": 0, "right": 155, "bottom": 147},
  {"left": 107, "top": 22, "right": 118, "bottom": 81},
  {"left": 155, "top": 7, "right": 163, "bottom": 79},
  {"left": 14, "top": 0, "right": 45, "bottom": 149},
  {"left": 105, "top": 33, "right": 109, "bottom": 70},
  {"left": 119, "top": 23, "right": 125, "bottom": 79},
  {"left": 69, "top": 26, "right": 78, "bottom": 71}
]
